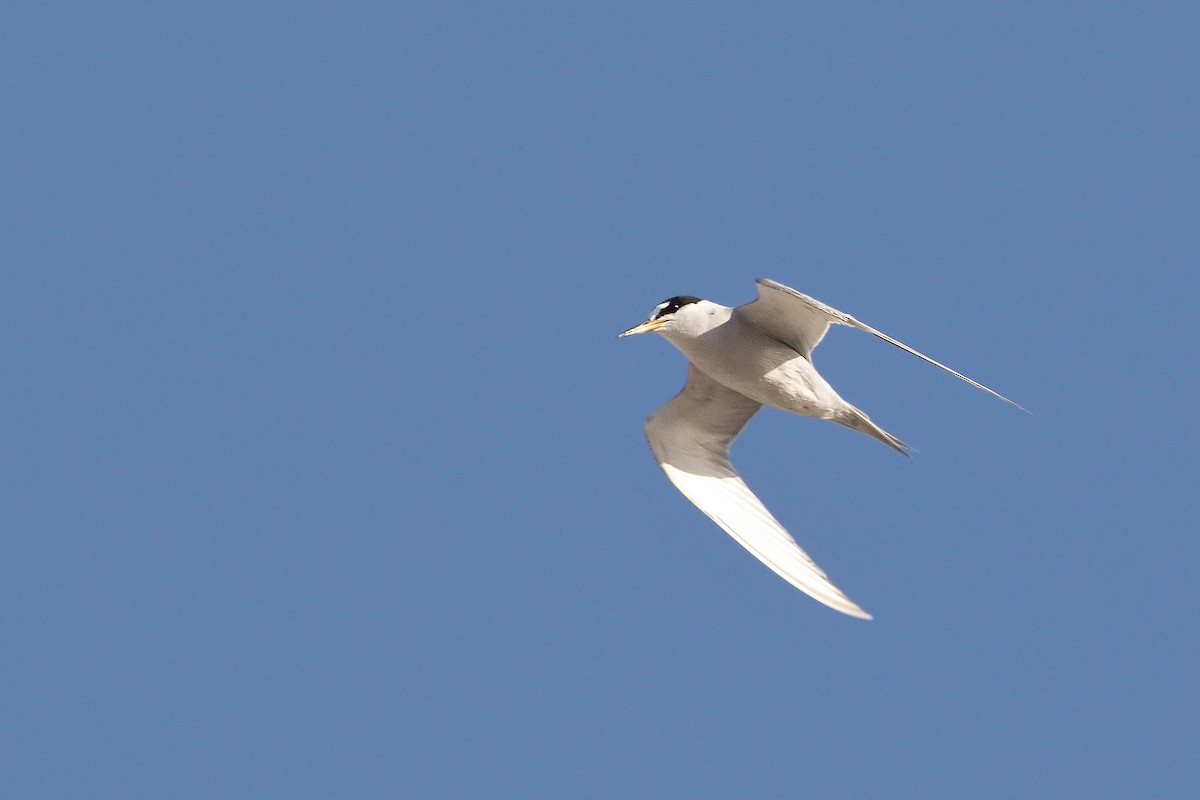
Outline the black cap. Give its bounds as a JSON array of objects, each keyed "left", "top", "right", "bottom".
[{"left": 651, "top": 296, "right": 702, "bottom": 319}]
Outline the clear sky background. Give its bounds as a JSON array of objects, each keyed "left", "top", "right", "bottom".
[{"left": 4, "top": 3, "right": 1198, "bottom": 797}]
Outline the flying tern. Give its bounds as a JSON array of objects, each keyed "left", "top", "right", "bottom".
[{"left": 620, "top": 278, "right": 1022, "bottom": 619}]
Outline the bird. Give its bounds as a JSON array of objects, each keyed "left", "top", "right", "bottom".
[{"left": 619, "top": 278, "right": 1022, "bottom": 619}]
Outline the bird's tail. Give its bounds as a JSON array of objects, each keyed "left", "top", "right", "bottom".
[{"left": 836, "top": 406, "right": 910, "bottom": 457}]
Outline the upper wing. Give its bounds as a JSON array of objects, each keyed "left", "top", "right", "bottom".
[
  {"left": 736, "top": 278, "right": 1025, "bottom": 410},
  {"left": 733, "top": 278, "right": 837, "bottom": 358},
  {"left": 644, "top": 365, "right": 872, "bottom": 619}
]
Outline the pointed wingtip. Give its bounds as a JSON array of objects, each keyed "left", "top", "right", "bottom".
[
  {"left": 811, "top": 594, "right": 872, "bottom": 620},
  {"left": 825, "top": 590, "right": 873, "bottom": 620},
  {"left": 991, "top": 390, "right": 1031, "bottom": 415}
]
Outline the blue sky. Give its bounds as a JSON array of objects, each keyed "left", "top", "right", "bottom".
[{"left": 3, "top": 3, "right": 1198, "bottom": 797}]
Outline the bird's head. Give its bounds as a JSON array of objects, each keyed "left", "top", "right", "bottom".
[{"left": 618, "top": 295, "right": 703, "bottom": 338}]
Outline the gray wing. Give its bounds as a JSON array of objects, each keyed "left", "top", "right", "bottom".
[
  {"left": 644, "top": 364, "right": 872, "bottom": 619},
  {"left": 735, "top": 278, "right": 1025, "bottom": 410}
]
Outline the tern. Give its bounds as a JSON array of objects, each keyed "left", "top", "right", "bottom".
[{"left": 620, "top": 278, "right": 1022, "bottom": 619}]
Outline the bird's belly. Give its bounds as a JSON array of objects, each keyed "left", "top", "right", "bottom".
[
  {"left": 695, "top": 348, "right": 844, "bottom": 418},
  {"left": 759, "top": 360, "right": 843, "bottom": 417}
]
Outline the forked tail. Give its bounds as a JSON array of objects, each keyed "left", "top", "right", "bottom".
[{"left": 836, "top": 406, "right": 910, "bottom": 457}]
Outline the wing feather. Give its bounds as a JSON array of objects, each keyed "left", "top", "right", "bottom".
[
  {"left": 644, "top": 365, "right": 872, "bottom": 619},
  {"left": 738, "top": 278, "right": 1025, "bottom": 411}
]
